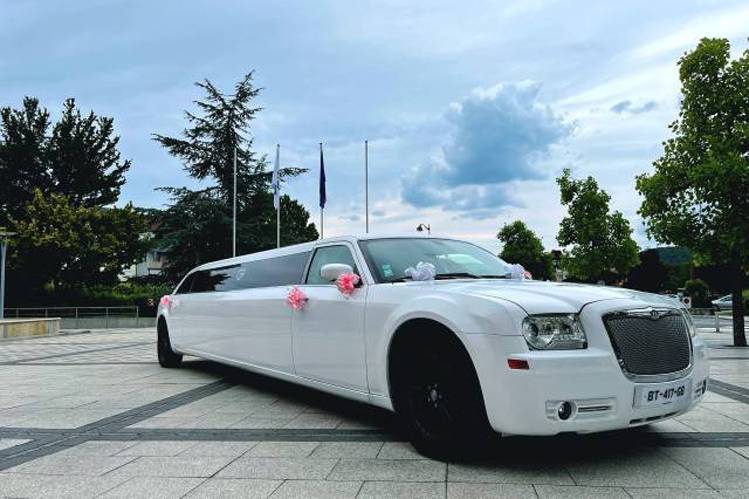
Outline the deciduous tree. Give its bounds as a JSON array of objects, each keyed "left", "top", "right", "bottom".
[
  {"left": 8, "top": 190, "right": 148, "bottom": 293},
  {"left": 636, "top": 38, "right": 749, "bottom": 346},
  {"left": 557, "top": 169, "right": 639, "bottom": 283},
  {"left": 497, "top": 220, "right": 554, "bottom": 280}
]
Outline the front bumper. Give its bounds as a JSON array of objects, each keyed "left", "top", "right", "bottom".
[{"left": 464, "top": 301, "right": 710, "bottom": 436}]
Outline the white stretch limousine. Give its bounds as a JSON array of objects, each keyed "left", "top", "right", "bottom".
[{"left": 157, "top": 235, "right": 709, "bottom": 456}]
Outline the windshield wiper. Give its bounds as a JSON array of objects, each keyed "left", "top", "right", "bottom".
[
  {"left": 386, "top": 273, "right": 510, "bottom": 282},
  {"left": 434, "top": 272, "right": 481, "bottom": 280},
  {"left": 434, "top": 272, "right": 511, "bottom": 280}
]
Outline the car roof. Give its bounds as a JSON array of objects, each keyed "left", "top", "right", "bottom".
[{"left": 192, "top": 233, "right": 463, "bottom": 272}]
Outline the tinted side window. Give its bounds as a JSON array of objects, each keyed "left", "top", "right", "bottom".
[
  {"left": 306, "top": 245, "right": 358, "bottom": 285},
  {"left": 175, "top": 273, "right": 195, "bottom": 294},
  {"left": 191, "top": 265, "right": 240, "bottom": 293},
  {"left": 237, "top": 252, "right": 310, "bottom": 288}
]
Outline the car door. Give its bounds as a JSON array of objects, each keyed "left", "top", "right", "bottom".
[
  {"left": 216, "top": 252, "right": 309, "bottom": 373},
  {"left": 291, "top": 243, "right": 368, "bottom": 392},
  {"left": 175, "top": 266, "right": 236, "bottom": 354}
]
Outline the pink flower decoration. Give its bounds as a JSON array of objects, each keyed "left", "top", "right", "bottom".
[
  {"left": 160, "top": 295, "right": 171, "bottom": 310},
  {"left": 336, "top": 273, "right": 360, "bottom": 297},
  {"left": 287, "top": 286, "right": 308, "bottom": 310}
]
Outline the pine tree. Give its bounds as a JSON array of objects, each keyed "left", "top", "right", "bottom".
[{"left": 153, "top": 72, "right": 317, "bottom": 281}]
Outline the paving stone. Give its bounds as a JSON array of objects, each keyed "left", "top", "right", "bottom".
[
  {"left": 179, "top": 441, "right": 258, "bottom": 457},
  {"left": 310, "top": 441, "right": 384, "bottom": 458},
  {"left": 328, "top": 459, "right": 446, "bottom": 482},
  {"left": 624, "top": 488, "right": 724, "bottom": 498},
  {"left": 730, "top": 446, "right": 749, "bottom": 459},
  {"left": 107, "top": 456, "right": 235, "bottom": 478},
  {"left": 115, "top": 440, "right": 197, "bottom": 456},
  {"left": 283, "top": 413, "right": 342, "bottom": 429},
  {"left": 534, "top": 484, "right": 630, "bottom": 498},
  {"left": 720, "top": 489, "right": 749, "bottom": 498},
  {"left": 447, "top": 461, "right": 573, "bottom": 485},
  {"left": 247, "top": 441, "right": 320, "bottom": 457},
  {"left": 270, "top": 479, "right": 362, "bottom": 498},
  {"left": 0, "top": 473, "right": 130, "bottom": 498},
  {"left": 661, "top": 447, "right": 749, "bottom": 489},
  {"left": 447, "top": 482, "right": 536, "bottom": 498},
  {"left": 186, "top": 478, "right": 282, "bottom": 498},
  {"left": 377, "top": 442, "right": 423, "bottom": 459},
  {"left": 53, "top": 440, "right": 138, "bottom": 456},
  {"left": 359, "top": 481, "right": 446, "bottom": 498},
  {"left": 217, "top": 457, "right": 339, "bottom": 479},
  {"left": 99, "top": 476, "right": 205, "bottom": 498},
  {"left": 675, "top": 406, "right": 749, "bottom": 432},
  {"left": 566, "top": 449, "right": 709, "bottom": 489},
  {"left": 2, "top": 454, "right": 135, "bottom": 476}
]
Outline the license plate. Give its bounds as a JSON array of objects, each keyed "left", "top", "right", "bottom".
[{"left": 634, "top": 380, "right": 691, "bottom": 408}]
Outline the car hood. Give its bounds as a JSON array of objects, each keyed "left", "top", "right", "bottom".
[{"left": 407, "top": 279, "right": 680, "bottom": 314}]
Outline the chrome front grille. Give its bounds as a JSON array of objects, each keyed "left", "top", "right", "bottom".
[{"left": 602, "top": 308, "right": 691, "bottom": 379}]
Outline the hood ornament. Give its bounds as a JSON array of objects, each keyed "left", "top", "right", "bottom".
[{"left": 623, "top": 307, "right": 672, "bottom": 320}]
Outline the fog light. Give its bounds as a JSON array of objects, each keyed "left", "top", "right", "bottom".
[{"left": 558, "top": 401, "right": 573, "bottom": 421}]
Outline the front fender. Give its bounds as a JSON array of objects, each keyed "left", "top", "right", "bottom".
[{"left": 364, "top": 286, "right": 526, "bottom": 404}]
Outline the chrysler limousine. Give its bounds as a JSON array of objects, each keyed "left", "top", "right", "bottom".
[{"left": 157, "top": 235, "right": 709, "bottom": 456}]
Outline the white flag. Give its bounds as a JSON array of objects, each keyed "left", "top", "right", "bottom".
[{"left": 272, "top": 144, "right": 280, "bottom": 210}]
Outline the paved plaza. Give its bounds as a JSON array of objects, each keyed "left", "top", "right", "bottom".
[{"left": 1, "top": 328, "right": 749, "bottom": 498}]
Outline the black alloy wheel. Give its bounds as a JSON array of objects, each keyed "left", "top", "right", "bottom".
[{"left": 393, "top": 331, "right": 494, "bottom": 459}]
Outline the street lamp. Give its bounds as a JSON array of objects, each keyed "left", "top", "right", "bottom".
[
  {"left": 0, "top": 230, "right": 16, "bottom": 320},
  {"left": 416, "top": 223, "right": 431, "bottom": 235}
]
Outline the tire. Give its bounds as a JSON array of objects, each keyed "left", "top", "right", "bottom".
[
  {"left": 391, "top": 329, "right": 495, "bottom": 460},
  {"left": 157, "top": 319, "right": 183, "bottom": 368}
]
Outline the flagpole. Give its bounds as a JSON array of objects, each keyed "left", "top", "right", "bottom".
[
  {"left": 320, "top": 142, "right": 324, "bottom": 239},
  {"left": 365, "top": 140, "right": 369, "bottom": 233},
  {"left": 232, "top": 145, "right": 237, "bottom": 257},
  {"left": 276, "top": 144, "right": 281, "bottom": 248}
]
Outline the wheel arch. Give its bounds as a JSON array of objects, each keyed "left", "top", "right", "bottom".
[{"left": 385, "top": 317, "right": 482, "bottom": 405}]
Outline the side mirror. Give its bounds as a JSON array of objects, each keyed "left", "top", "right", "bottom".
[{"left": 320, "top": 263, "right": 354, "bottom": 283}]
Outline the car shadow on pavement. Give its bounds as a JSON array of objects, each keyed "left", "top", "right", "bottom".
[
  {"left": 178, "top": 358, "right": 677, "bottom": 464},
  {"left": 181, "top": 358, "right": 400, "bottom": 432}
]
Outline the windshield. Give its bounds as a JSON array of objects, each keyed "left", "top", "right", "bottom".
[{"left": 359, "top": 238, "right": 513, "bottom": 283}]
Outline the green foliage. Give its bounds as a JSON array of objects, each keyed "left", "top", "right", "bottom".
[
  {"left": 666, "top": 264, "right": 691, "bottom": 293},
  {"left": 0, "top": 97, "right": 129, "bottom": 226},
  {"left": 556, "top": 168, "right": 640, "bottom": 283},
  {"left": 497, "top": 220, "right": 554, "bottom": 280},
  {"left": 153, "top": 72, "right": 318, "bottom": 282},
  {"left": 636, "top": 38, "right": 749, "bottom": 345},
  {"left": 684, "top": 278, "right": 710, "bottom": 308},
  {"left": 7, "top": 190, "right": 149, "bottom": 293}
]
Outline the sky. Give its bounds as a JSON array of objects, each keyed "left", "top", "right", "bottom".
[{"left": 2, "top": 0, "right": 749, "bottom": 253}]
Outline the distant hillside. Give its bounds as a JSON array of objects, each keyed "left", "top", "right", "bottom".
[{"left": 653, "top": 246, "right": 692, "bottom": 267}]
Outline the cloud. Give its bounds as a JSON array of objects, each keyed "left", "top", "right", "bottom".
[
  {"left": 610, "top": 100, "right": 657, "bottom": 114},
  {"left": 401, "top": 82, "right": 571, "bottom": 211}
]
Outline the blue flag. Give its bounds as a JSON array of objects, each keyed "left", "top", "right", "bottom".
[{"left": 319, "top": 144, "right": 326, "bottom": 208}]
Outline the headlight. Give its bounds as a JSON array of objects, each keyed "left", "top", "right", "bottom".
[
  {"left": 680, "top": 309, "right": 696, "bottom": 338},
  {"left": 521, "top": 314, "right": 587, "bottom": 350}
]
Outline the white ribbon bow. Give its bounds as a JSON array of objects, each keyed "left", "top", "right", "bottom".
[{"left": 404, "top": 262, "right": 437, "bottom": 281}]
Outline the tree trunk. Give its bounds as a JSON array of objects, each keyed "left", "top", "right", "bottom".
[{"left": 730, "top": 253, "right": 747, "bottom": 347}]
